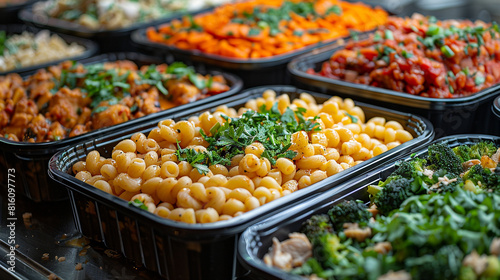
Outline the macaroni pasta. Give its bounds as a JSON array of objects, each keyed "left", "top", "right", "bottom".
[{"left": 73, "top": 90, "right": 415, "bottom": 224}]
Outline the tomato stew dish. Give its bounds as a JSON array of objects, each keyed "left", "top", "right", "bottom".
[{"left": 308, "top": 14, "right": 500, "bottom": 98}]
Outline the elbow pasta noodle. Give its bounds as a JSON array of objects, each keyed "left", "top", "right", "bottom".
[{"left": 73, "top": 91, "right": 416, "bottom": 224}]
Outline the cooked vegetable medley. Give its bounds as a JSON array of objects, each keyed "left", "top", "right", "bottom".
[
  {"left": 0, "top": 30, "right": 86, "bottom": 72},
  {"left": 265, "top": 141, "right": 500, "bottom": 279},
  {"left": 0, "top": 60, "right": 230, "bottom": 142},
  {"left": 73, "top": 90, "right": 415, "bottom": 224},
  {"left": 309, "top": 14, "right": 500, "bottom": 98},
  {"left": 33, "top": 0, "right": 232, "bottom": 30},
  {"left": 146, "top": 0, "right": 388, "bottom": 59}
]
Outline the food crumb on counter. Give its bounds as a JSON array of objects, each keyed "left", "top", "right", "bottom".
[
  {"left": 58, "top": 256, "right": 66, "bottom": 262},
  {"left": 15, "top": 244, "right": 19, "bottom": 249},
  {"left": 78, "top": 245, "right": 90, "bottom": 256},
  {"left": 48, "top": 273, "right": 58, "bottom": 280},
  {"left": 104, "top": 249, "right": 121, "bottom": 258},
  {"left": 22, "top": 212, "right": 33, "bottom": 228},
  {"left": 75, "top": 263, "right": 83, "bottom": 271},
  {"left": 42, "top": 253, "right": 49, "bottom": 260}
]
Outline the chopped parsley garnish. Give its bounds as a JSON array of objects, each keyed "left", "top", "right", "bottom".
[
  {"left": 474, "top": 73, "right": 485, "bottom": 86},
  {"left": 51, "top": 61, "right": 209, "bottom": 111},
  {"left": 325, "top": 5, "right": 342, "bottom": 16},
  {"left": 129, "top": 199, "right": 148, "bottom": 211},
  {"left": 344, "top": 112, "right": 358, "bottom": 123},
  {"left": 248, "top": 28, "right": 261, "bottom": 36},
  {"left": 441, "top": 45, "right": 455, "bottom": 58},
  {"left": 175, "top": 102, "right": 321, "bottom": 174}
]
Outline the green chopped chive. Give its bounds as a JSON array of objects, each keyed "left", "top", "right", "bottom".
[
  {"left": 475, "top": 73, "right": 485, "bottom": 85},
  {"left": 384, "top": 29, "right": 394, "bottom": 40},
  {"left": 441, "top": 45, "right": 455, "bottom": 58}
]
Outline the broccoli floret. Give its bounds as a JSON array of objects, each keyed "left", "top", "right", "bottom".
[
  {"left": 469, "top": 141, "right": 497, "bottom": 160},
  {"left": 367, "top": 176, "right": 416, "bottom": 215},
  {"left": 430, "top": 177, "right": 464, "bottom": 194},
  {"left": 290, "top": 257, "right": 330, "bottom": 278},
  {"left": 392, "top": 157, "right": 427, "bottom": 179},
  {"left": 482, "top": 256, "right": 500, "bottom": 278},
  {"left": 486, "top": 167, "right": 500, "bottom": 193},
  {"left": 427, "top": 142, "right": 463, "bottom": 176},
  {"left": 405, "top": 245, "right": 464, "bottom": 280},
  {"left": 453, "top": 145, "right": 472, "bottom": 162},
  {"left": 300, "top": 214, "right": 334, "bottom": 242},
  {"left": 458, "top": 266, "right": 477, "bottom": 280},
  {"left": 311, "top": 233, "right": 343, "bottom": 269},
  {"left": 463, "top": 164, "right": 491, "bottom": 186},
  {"left": 327, "top": 200, "right": 371, "bottom": 231}
]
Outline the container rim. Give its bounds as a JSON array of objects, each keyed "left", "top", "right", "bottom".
[
  {"left": 0, "top": 52, "right": 243, "bottom": 153},
  {"left": 494, "top": 95, "right": 500, "bottom": 116},
  {"left": 18, "top": 4, "right": 213, "bottom": 37},
  {"left": 48, "top": 85, "right": 434, "bottom": 238},
  {"left": 237, "top": 133, "right": 500, "bottom": 280},
  {"left": 0, "top": 24, "right": 99, "bottom": 76},
  {"left": 288, "top": 42, "right": 500, "bottom": 106}
]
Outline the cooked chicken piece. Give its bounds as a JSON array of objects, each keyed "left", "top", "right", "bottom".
[
  {"left": 26, "top": 114, "right": 50, "bottom": 141},
  {"left": 91, "top": 104, "right": 131, "bottom": 129},
  {"left": 368, "top": 204, "right": 379, "bottom": 216},
  {"left": 429, "top": 176, "right": 458, "bottom": 192},
  {"left": 490, "top": 238, "right": 500, "bottom": 256},
  {"left": 69, "top": 124, "right": 88, "bottom": 138},
  {"left": 463, "top": 159, "right": 481, "bottom": 171},
  {"left": 343, "top": 223, "right": 372, "bottom": 242},
  {"left": 48, "top": 122, "right": 65, "bottom": 141},
  {"left": 422, "top": 168, "right": 434, "bottom": 179},
  {"left": 377, "top": 270, "right": 412, "bottom": 280},
  {"left": 0, "top": 110, "right": 9, "bottom": 127},
  {"left": 281, "top": 233, "right": 313, "bottom": 267},
  {"left": 263, "top": 233, "right": 312, "bottom": 270},
  {"left": 167, "top": 80, "right": 200, "bottom": 105},
  {"left": 481, "top": 155, "right": 497, "bottom": 169},
  {"left": 492, "top": 148, "right": 500, "bottom": 163},
  {"left": 463, "top": 250, "right": 488, "bottom": 275},
  {"left": 373, "top": 242, "right": 392, "bottom": 254},
  {"left": 46, "top": 88, "right": 86, "bottom": 128},
  {"left": 264, "top": 237, "right": 293, "bottom": 270}
]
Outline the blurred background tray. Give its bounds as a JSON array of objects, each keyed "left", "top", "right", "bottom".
[
  {"left": 18, "top": 4, "right": 213, "bottom": 52},
  {"left": 0, "top": 24, "right": 99, "bottom": 76},
  {"left": 0, "top": 0, "right": 38, "bottom": 24}
]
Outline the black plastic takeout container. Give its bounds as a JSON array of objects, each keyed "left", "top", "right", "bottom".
[
  {"left": 48, "top": 85, "right": 433, "bottom": 280},
  {"left": 0, "top": 0, "right": 38, "bottom": 24},
  {"left": 288, "top": 43, "right": 500, "bottom": 138},
  {"left": 0, "top": 24, "right": 98, "bottom": 76},
  {"left": 18, "top": 4, "right": 212, "bottom": 52},
  {"left": 238, "top": 134, "right": 500, "bottom": 280},
  {"left": 131, "top": 26, "right": 349, "bottom": 88},
  {"left": 0, "top": 52, "right": 242, "bottom": 202}
]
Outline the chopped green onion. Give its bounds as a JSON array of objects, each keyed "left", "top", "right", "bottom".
[
  {"left": 475, "top": 73, "right": 485, "bottom": 85},
  {"left": 248, "top": 28, "right": 261, "bottom": 36},
  {"left": 441, "top": 45, "right": 455, "bottom": 58},
  {"left": 426, "top": 24, "right": 441, "bottom": 36},
  {"left": 384, "top": 30, "right": 394, "bottom": 40}
]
